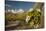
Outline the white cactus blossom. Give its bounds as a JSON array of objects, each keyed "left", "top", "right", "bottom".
[
  {"left": 34, "top": 24, "right": 39, "bottom": 28},
  {"left": 36, "top": 9, "right": 41, "bottom": 12},
  {"left": 25, "top": 15, "right": 30, "bottom": 23}
]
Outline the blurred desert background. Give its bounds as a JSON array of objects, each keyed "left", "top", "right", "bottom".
[{"left": 5, "top": 1, "right": 44, "bottom": 30}]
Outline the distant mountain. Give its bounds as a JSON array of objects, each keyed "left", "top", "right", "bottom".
[
  {"left": 16, "top": 9, "right": 24, "bottom": 13},
  {"left": 6, "top": 9, "right": 24, "bottom": 14}
]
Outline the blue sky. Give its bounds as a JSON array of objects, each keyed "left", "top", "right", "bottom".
[{"left": 5, "top": 1, "right": 35, "bottom": 11}]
